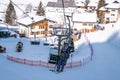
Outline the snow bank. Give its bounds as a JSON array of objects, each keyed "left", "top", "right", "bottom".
[{"left": 107, "top": 29, "right": 120, "bottom": 48}]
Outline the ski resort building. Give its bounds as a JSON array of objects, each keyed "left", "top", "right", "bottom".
[
  {"left": 17, "top": 15, "right": 56, "bottom": 38},
  {"left": 72, "top": 12, "right": 97, "bottom": 33}
]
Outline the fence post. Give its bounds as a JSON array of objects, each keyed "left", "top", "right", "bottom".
[
  {"left": 24, "top": 59, "right": 26, "bottom": 64},
  {"left": 39, "top": 60, "right": 41, "bottom": 66},
  {"left": 31, "top": 60, "right": 33, "bottom": 66}
]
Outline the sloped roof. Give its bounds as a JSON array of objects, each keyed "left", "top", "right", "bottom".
[
  {"left": 113, "top": 0, "right": 120, "bottom": 3},
  {"left": 88, "top": 1, "right": 98, "bottom": 7},
  {"left": 105, "top": 3, "right": 120, "bottom": 9},
  {"left": 99, "top": 7, "right": 107, "bottom": 11},
  {"left": 17, "top": 14, "right": 56, "bottom": 26},
  {"left": 47, "top": 0, "right": 75, "bottom": 8}
]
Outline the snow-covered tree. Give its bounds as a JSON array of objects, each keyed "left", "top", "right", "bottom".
[
  {"left": 25, "top": 3, "right": 32, "bottom": 13},
  {"left": 97, "top": 0, "right": 106, "bottom": 9},
  {"left": 85, "top": 0, "right": 90, "bottom": 9},
  {"left": 5, "top": 0, "right": 17, "bottom": 25},
  {"left": 36, "top": 1, "right": 45, "bottom": 16}
]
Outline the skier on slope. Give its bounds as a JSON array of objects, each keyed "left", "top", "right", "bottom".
[{"left": 56, "top": 48, "right": 70, "bottom": 72}]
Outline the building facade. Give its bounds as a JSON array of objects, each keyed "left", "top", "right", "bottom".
[{"left": 17, "top": 16, "right": 56, "bottom": 38}]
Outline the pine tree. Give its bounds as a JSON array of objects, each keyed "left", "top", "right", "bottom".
[
  {"left": 5, "top": 1, "right": 17, "bottom": 25},
  {"left": 97, "top": 0, "right": 106, "bottom": 9},
  {"left": 97, "top": 0, "right": 106, "bottom": 23},
  {"left": 25, "top": 3, "right": 32, "bottom": 13},
  {"left": 85, "top": 0, "right": 90, "bottom": 9},
  {"left": 36, "top": 1, "right": 45, "bottom": 16}
]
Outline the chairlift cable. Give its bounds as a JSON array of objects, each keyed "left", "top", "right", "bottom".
[{"left": 10, "top": 0, "right": 33, "bottom": 20}]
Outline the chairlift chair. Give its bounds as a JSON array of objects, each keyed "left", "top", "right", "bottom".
[{"left": 48, "top": 48, "right": 59, "bottom": 64}]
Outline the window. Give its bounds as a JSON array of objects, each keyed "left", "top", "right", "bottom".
[
  {"left": 39, "top": 26, "right": 44, "bottom": 29},
  {"left": 111, "top": 14, "right": 115, "bottom": 16},
  {"left": 49, "top": 25, "right": 53, "bottom": 28},
  {"left": 49, "top": 31, "right": 52, "bottom": 34},
  {"left": 106, "top": 18, "right": 109, "bottom": 21},
  {"left": 88, "top": 24, "right": 93, "bottom": 26},
  {"left": 76, "top": 2, "right": 79, "bottom": 4},
  {"left": 31, "top": 32, "right": 34, "bottom": 35},
  {"left": 39, "top": 26, "right": 41, "bottom": 29},
  {"left": 36, "top": 31, "right": 40, "bottom": 34},
  {"left": 112, "top": 9, "right": 115, "bottom": 12},
  {"left": 83, "top": 23, "right": 87, "bottom": 26},
  {"left": 31, "top": 26, "right": 35, "bottom": 29},
  {"left": 41, "top": 31, "right": 45, "bottom": 34}
]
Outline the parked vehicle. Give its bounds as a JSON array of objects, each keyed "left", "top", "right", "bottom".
[{"left": 94, "top": 24, "right": 104, "bottom": 30}]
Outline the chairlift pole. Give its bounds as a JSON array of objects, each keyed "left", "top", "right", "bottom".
[
  {"left": 66, "top": 15, "right": 72, "bottom": 37},
  {"left": 62, "top": 0, "right": 66, "bottom": 26}
]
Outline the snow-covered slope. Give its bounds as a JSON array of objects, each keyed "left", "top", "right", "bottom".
[{"left": 0, "top": 25, "right": 120, "bottom": 80}]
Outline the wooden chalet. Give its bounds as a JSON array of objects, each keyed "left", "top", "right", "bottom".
[{"left": 17, "top": 15, "right": 56, "bottom": 38}]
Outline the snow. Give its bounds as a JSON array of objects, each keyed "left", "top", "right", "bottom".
[
  {"left": 0, "top": 21, "right": 120, "bottom": 80},
  {"left": 0, "top": 34, "right": 89, "bottom": 62},
  {"left": 105, "top": 3, "right": 120, "bottom": 9},
  {"left": 0, "top": 0, "right": 120, "bottom": 80}
]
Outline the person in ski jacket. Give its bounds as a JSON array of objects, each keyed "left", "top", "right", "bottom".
[
  {"left": 16, "top": 41, "right": 23, "bottom": 52},
  {"left": 56, "top": 49, "right": 69, "bottom": 72}
]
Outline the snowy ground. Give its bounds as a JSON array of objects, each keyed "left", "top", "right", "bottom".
[
  {"left": 0, "top": 33, "right": 90, "bottom": 62},
  {"left": 0, "top": 23, "right": 120, "bottom": 80}
]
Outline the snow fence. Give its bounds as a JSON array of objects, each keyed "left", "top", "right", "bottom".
[{"left": 7, "top": 34, "right": 93, "bottom": 68}]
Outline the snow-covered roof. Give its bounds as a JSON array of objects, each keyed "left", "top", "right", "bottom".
[
  {"left": 0, "top": 23, "right": 8, "bottom": 28},
  {"left": 105, "top": 3, "right": 120, "bottom": 9},
  {"left": 73, "top": 12, "right": 97, "bottom": 23},
  {"left": 0, "top": 23, "right": 9, "bottom": 32},
  {"left": 47, "top": 0, "right": 75, "bottom": 8},
  {"left": 88, "top": 0, "right": 98, "bottom": 7},
  {"left": 17, "top": 14, "right": 56, "bottom": 26},
  {"left": 99, "top": 7, "right": 107, "bottom": 11},
  {"left": 0, "top": 22, "right": 19, "bottom": 31},
  {"left": 17, "top": 15, "right": 45, "bottom": 26}
]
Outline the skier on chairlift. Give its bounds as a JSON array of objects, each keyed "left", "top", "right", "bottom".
[{"left": 56, "top": 45, "right": 70, "bottom": 72}]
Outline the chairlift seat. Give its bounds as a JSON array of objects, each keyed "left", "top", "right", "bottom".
[
  {"left": 48, "top": 48, "right": 58, "bottom": 64},
  {"left": 31, "top": 41, "right": 40, "bottom": 45}
]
